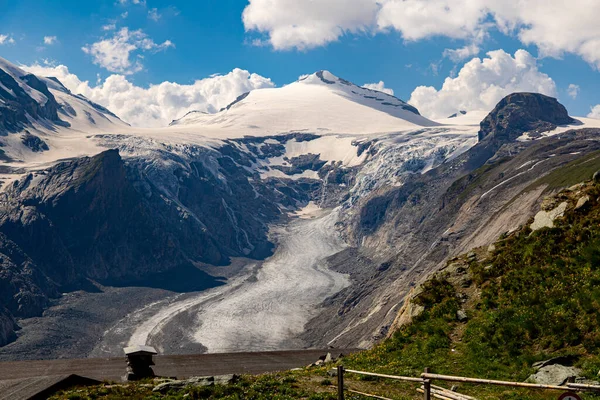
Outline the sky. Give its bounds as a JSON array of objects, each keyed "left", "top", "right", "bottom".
[{"left": 0, "top": 0, "right": 599, "bottom": 127}]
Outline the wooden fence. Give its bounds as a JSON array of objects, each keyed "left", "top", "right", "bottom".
[{"left": 335, "top": 366, "right": 600, "bottom": 400}]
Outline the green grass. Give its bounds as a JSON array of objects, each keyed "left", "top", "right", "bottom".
[
  {"left": 344, "top": 180, "right": 600, "bottom": 399},
  {"left": 529, "top": 151, "right": 600, "bottom": 190}
]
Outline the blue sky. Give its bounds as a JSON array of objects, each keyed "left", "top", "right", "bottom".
[{"left": 0, "top": 0, "right": 599, "bottom": 126}]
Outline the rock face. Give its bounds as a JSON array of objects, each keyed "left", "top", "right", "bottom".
[
  {"left": 21, "top": 132, "right": 49, "bottom": 152},
  {"left": 478, "top": 92, "right": 574, "bottom": 143},
  {"left": 0, "top": 66, "right": 63, "bottom": 134},
  {"left": 0, "top": 307, "right": 18, "bottom": 347}
]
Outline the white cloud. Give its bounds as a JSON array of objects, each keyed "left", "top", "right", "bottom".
[
  {"left": 589, "top": 105, "right": 600, "bottom": 119},
  {"left": 103, "top": 23, "right": 117, "bottom": 31},
  {"left": 23, "top": 63, "right": 275, "bottom": 128},
  {"left": 0, "top": 34, "right": 15, "bottom": 45},
  {"left": 377, "top": 0, "right": 488, "bottom": 42},
  {"left": 443, "top": 43, "right": 480, "bottom": 62},
  {"left": 408, "top": 49, "right": 557, "bottom": 119},
  {"left": 82, "top": 27, "right": 174, "bottom": 74},
  {"left": 242, "top": 0, "right": 600, "bottom": 68},
  {"left": 43, "top": 36, "right": 57, "bottom": 45},
  {"left": 242, "top": 0, "right": 380, "bottom": 50},
  {"left": 362, "top": 81, "right": 394, "bottom": 95},
  {"left": 567, "top": 84, "right": 580, "bottom": 99},
  {"left": 148, "top": 8, "right": 161, "bottom": 21}
]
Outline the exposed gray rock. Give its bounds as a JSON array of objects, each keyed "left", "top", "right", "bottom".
[
  {"left": 456, "top": 309, "right": 468, "bottom": 322},
  {"left": 528, "top": 364, "right": 580, "bottom": 386},
  {"left": 274, "top": 153, "right": 327, "bottom": 176},
  {"left": 448, "top": 111, "right": 467, "bottom": 119},
  {"left": 478, "top": 92, "right": 574, "bottom": 143},
  {"left": 153, "top": 374, "right": 239, "bottom": 393},
  {"left": 21, "top": 133, "right": 49, "bottom": 152},
  {"left": 575, "top": 195, "right": 590, "bottom": 210},
  {"left": 530, "top": 202, "right": 568, "bottom": 231}
]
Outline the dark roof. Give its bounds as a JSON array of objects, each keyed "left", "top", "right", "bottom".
[{"left": 0, "top": 374, "right": 100, "bottom": 400}]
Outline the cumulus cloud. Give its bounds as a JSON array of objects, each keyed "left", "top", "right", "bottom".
[
  {"left": 43, "top": 36, "right": 57, "bottom": 45},
  {"left": 242, "top": 0, "right": 600, "bottom": 68},
  {"left": 102, "top": 23, "right": 117, "bottom": 31},
  {"left": 82, "top": 27, "right": 174, "bottom": 74},
  {"left": 242, "top": 0, "right": 380, "bottom": 50},
  {"left": 567, "top": 84, "right": 580, "bottom": 99},
  {"left": 23, "top": 63, "right": 275, "bottom": 128},
  {"left": 0, "top": 34, "right": 15, "bottom": 45},
  {"left": 589, "top": 105, "right": 600, "bottom": 119},
  {"left": 408, "top": 49, "right": 557, "bottom": 119},
  {"left": 362, "top": 81, "right": 394, "bottom": 95}
]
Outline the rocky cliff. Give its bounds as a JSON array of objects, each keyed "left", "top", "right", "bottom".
[{"left": 0, "top": 67, "right": 63, "bottom": 134}]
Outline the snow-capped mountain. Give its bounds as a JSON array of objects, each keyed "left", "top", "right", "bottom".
[
  {"left": 1, "top": 55, "right": 600, "bottom": 359},
  {"left": 169, "top": 70, "right": 438, "bottom": 135},
  {"left": 0, "top": 57, "right": 125, "bottom": 134}
]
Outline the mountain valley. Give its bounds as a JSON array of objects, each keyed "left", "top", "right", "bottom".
[{"left": 0, "top": 56, "right": 599, "bottom": 362}]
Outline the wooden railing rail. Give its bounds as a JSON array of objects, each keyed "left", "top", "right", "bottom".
[
  {"left": 421, "top": 372, "right": 580, "bottom": 391},
  {"left": 335, "top": 366, "right": 600, "bottom": 400},
  {"left": 344, "top": 368, "right": 425, "bottom": 383},
  {"left": 568, "top": 382, "right": 600, "bottom": 391}
]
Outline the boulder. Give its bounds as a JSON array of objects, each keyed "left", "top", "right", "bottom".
[
  {"left": 530, "top": 202, "right": 567, "bottom": 231},
  {"left": 528, "top": 364, "right": 580, "bottom": 386},
  {"left": 575, "top": 195, "right": 590, "bottom": 211},
  {"left": 456, "top": 309, "right": 468, "bottom": 322}
]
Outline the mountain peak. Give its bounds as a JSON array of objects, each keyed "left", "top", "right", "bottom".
[
  {"left": 298, "top": 70, "right": 345, "bottom": 85},
  {"left": 478, "top": 92, "right": 574, "bottom": 143}
]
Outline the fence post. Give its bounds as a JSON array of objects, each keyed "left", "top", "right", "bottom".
[
  {"left": 337, "top": 365, "right": 345, "bottom": 400},
  {"left": 423, "top": 367, "right": 431, "bottom": 400}
]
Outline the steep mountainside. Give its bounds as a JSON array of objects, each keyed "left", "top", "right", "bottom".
[
  {"left": 0, "top": 56, "right": 599, "bottom": 357},
  {"left": 303, "top": 94, "right": 600, "bottom": 349},
  {"left": 0, "top": 59, "right": 63, "bottom": 134},
  {"left": 341, "top": 177, "right": 600, "bottom": 399}
]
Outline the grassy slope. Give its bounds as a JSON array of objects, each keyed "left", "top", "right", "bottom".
[
  {"left": 53, "top": 179, "right": 600, "bottom": 400},
  {"left": 347, "top": 179, "right": 600, "bottom": 399}
]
